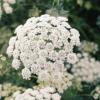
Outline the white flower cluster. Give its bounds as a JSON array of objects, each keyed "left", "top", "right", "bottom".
[
  {"left": 11, "top": 87, "right": 61, "bottom": 100},
  {"left": 0, "top": 83, "right": 25, "bottom": 100},
  {"left": 0, "top": 0, "right": 16, "bottom": 14},
  {"left": 37, "top": 63, "right": 73, "bottom": 93},
  {"left": 71, "top": 53, "right": 100, "bottom": 83},
  {"left": 79, "top": 40, "right": 98, "bottom": 54},
  {"left": 7, "top": 14, "right": 80, "bottom": 92},
  {"left": 92, "top": 86, "right": 100, "bottom": 100}
]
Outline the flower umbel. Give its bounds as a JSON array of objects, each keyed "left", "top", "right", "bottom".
[{"left": 7, "top": 14, "right": 80, "bottom": 93}]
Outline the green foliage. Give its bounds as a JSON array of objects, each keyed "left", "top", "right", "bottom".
[
  {"left": 61, "top": 80, "right": 83, "bottom": 100},
  {"left": 0, "top": 56, "right": 37, "bottom": 88},
  {"left": 0, "top": 27, "right": 12, "bottom": 54},
  {"left": 62, "top": 87, "right": 83, "bottom": 100}
]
